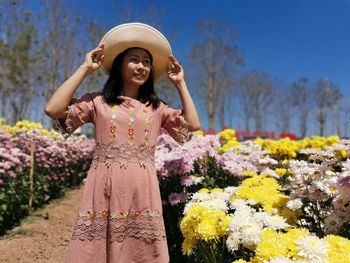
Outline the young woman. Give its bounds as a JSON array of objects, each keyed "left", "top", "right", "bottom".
[{"left": 44, "top": 22, "right": 200, "bottom": 262}]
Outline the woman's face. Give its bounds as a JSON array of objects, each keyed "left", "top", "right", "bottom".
[{"left": 121, "top": 48, "right": 152, "bottom": 88}]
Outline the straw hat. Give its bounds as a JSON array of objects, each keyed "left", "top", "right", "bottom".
[{"left": 99, "top": 22, "right": 172, "bottom": 80}]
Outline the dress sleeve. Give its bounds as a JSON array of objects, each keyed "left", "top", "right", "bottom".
[
  {"left": 160, "top": 103, "right": 191, "bottom": 145},
  {"left": 52, "top": 92, "right": 97, "bottom": 138}
]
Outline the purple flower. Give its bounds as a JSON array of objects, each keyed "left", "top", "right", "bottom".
[
  {"left": 338, "top": 176, "right": 350, "bottom": 187},
  {"left": 168, "top": 192, "right": 187, "bottom": 206}
]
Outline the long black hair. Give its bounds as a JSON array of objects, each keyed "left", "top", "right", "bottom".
[{"left": 102, "top": 47, "right": 162, "bottom": 110}]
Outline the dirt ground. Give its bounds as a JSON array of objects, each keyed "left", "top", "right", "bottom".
[{"left": 0, "top": 185, "right": 83, "bottom": 263}]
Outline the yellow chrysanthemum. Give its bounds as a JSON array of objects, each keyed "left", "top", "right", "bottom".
[
  {"left": 275, "top": 168, "right": 287, "bottom": 177},
  {"left": 182, "top": 237, "right": 196, "bottom": 255},
  {"left": 242, "top": 171, "right": 257, "bottom": 177},
  {"left": 277, "top": 203, "right": 300, "bottom": 225},
  {"left": 0, "top": 119, "right": 60, "bottom": 138},
  {"left": 253, "top": 135, "right": 340, "bottom": 160},
  {"left": 211, "top": 188, "right": 224, "bottom": 193},
  {"left": 180, "top": 204, "right": 231, "bottom": 255},
  {"left": 218, "top": 128, "right": 241, "bottom": 153},
  {"left": 199, "top": 188, "right": 210, "bottom": 193},
  {"left": 324, "top": 234, "right": 350, "bottom": 263},
  {"left": 232, "top": 175, "right": 289, "bottom": 213},
  {"left": 334, "top": 150, "right": 348, "bottom": 160},
  {"left": 254, "top": 228, "right": 310, "bottom": 262},
  {"left": 283, "top": 228, "right": 310, "bottom": 259},
  {"left": 255, "top": 230, "right": 288, "bottom": 261},
  {"left": 219, "top": 128, "right": 236, "bottom": 141},
  {"left": 195, "top": 130, "right": 204, "bottom": 137}
]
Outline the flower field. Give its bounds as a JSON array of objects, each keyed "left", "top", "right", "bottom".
[
  {"left": 158, "top": 129, "right": 350, "bottom": 263},
  {"left": 1, "top": 120, "right": 350, "bottom": 262},
  {"left": 0, "top": 119, "right": 95, "bottom": 235}
]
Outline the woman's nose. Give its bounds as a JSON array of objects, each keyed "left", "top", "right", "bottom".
[{"left": 136, "top": 62, "right": 147, "bottom": 70}]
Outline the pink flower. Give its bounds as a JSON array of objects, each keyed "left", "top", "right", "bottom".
[
  {"left": 168, "top": 192, "right": 187, "bottom": 206},
  {"left": 181, "top": 176, "right": 193, "bottom": 186}
]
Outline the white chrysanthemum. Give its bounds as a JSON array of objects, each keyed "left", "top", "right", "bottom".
[
  {"left": 226, "top": 232, "right": 240, "bottom": 252},
  {"left": 190, "top": 175, "right": 204, "bottom": 185},
  {"left": 210, "top": 191, "right": 231, "bottom": 201},
  {"left": 258, "top": 157, "right": 278, "bottom": 166},
  {"left": 261, "top": 167, "right": 279, "bottom": 178},
  {"left": 200, "top": 199, "right": 228, "bottom": 211},
  {"left": 325, "top": 170, "right": 336, "bottom": 176},
  {"left": 342, "top": 159, "right": 350, "bottom": 172},
  {"left": 286, "top": 198, "right": 303, "bottom": 210},
  {"left": 296, "top": 235, "right": 328, "bottom": 260},
  {"left": 254, "top": 212, "right": 289, "bottom": 230},
  {"left": 229, "top": 212, "right": 253, "bottom": 231},
  {"left": 191, "top": 192, "right": 211, "bottom": 202},
  {"left": 314, "top": 178, "right": 338, "bottom": 196},
  {"left": 324, "top": 214, "right": 341, "bottom": 234},
  {"left": 240, "top": 221, "right": 263, "bottom": 247},
  {"left": 223, "top": 186, "right": 237, "bottom": 195},
  {"left": 229, "top": 199, "right": 251, "bottom": 210}
]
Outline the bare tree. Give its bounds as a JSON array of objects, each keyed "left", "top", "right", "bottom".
[
  {"left": 0, "top": 1, "right": 40, "bottom": 124},
  {"left": 289, "top": 77, "right": 312, "bottom": 138},
  {"left": 218, "top": 70, "right": 236, "bottom": 130},
  {"left": 188, "top": 19, "right": 243, "bottom": 130},
  {"left": 314, "top": 78, "right": 342, "bottom": 136},
  {"left": 273, "top": 88, "right": 293, "bottom": 134},
  {"left": 341, "top": 99, "right": 350, "bottom": 138},
  {"left": 239, "top": 70, "right": 276, "bottom": 131}
]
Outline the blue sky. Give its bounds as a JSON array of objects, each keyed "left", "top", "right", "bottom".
[
  {"left": 30, "top": 0, "right": 350, "bottom": 134},
  {"left": 63, "top": 0, "right": 350, "bottom": 97}
]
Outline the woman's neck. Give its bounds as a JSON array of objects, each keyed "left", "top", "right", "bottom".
[{"left": 120, "top": 86, "right": 139, "bottom": 99}]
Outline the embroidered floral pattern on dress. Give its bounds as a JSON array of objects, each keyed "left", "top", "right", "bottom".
[
  {"left": 127, "top": 105, "right": 135, "bottom": 145},
  {"left": 52, "top": 105, "right": 75, "bottom": 138},
  {"left": 71, "top": 210, "right": 166, "bottom": 242},
  {"left": 91, "top": 141, "right": 155, "bottom": 169},
  {"left": 110, "top": 105, "right": 117, "bottom": 142},
  {"left": 143, "top": 108, "right": 151, "bottom": 146}
]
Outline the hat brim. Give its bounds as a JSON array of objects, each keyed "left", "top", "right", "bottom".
[{"left": 99, "top": 22, "right": 172, "bottom": 81}]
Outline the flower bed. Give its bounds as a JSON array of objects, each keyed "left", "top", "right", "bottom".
[
  {"left": 158, "top": 129, "right": 350, "bottom": 262},
  {"left": 0, "top": 120, "right": 95, "bottom": 235}
]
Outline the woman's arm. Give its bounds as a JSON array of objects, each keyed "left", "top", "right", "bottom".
[
  {"left": 44, "top": 44, "right": 105, "bottom": 119},
  {"left": 167, "top": 55, "right": 201, "bottom": 131}
]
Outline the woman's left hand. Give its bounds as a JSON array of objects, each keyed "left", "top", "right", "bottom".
[{"left": 167, "top": 55, "right": 185, "bottom": 86}]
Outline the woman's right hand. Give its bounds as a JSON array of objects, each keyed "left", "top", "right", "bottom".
[{"left": 82, "top": 43, "right": 105, "bottom": 74}]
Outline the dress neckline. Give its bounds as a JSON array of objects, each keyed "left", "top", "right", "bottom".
[{"left": 118, "top": 95, "right": 140, "bottom": 102}]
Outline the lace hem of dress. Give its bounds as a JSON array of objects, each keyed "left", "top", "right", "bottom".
[
  {"left": 52, "top": 105, "right": 75, "bottom": 138},
  {"left": 92, "top": 141, "right": 155, "bottom": 168},
  {"left": 71, "top": 210, "right": 166, "bottom": 242}
]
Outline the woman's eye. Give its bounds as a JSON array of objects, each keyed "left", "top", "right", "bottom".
[{"left": 143, "top": 59, "right": 151, "bottom": 65}]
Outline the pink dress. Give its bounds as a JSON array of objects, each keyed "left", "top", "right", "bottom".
[{"left": 53, "top": 91, "right": 190, "bottom": 263}]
